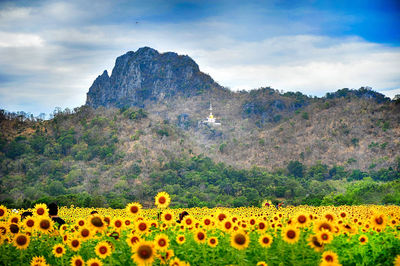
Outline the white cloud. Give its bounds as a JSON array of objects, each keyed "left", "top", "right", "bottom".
[
  {"left": 0, "top": 1, "right": 399, "bottom": 116},
  {"left": 0, "top": 32, "right": 44, "bottom": 47}
]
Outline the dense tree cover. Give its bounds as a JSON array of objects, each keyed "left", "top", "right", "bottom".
[{"left": 0, "top": 105, "right": 399, "bottom": 209}]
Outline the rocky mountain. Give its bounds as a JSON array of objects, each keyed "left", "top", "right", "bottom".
[
  {"left": 1, "top": 47, "right": 400, "bottom": 208},
  {"left": 86, "top": 47, "right": 224, "bottom": 108}
]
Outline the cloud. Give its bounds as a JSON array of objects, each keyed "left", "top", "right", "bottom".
[
  {"left": 0, "top": 0, "right": 399, "bottom": 116},
  {"left": 0, "top": 32, "right": 44, "bottom": 47}
]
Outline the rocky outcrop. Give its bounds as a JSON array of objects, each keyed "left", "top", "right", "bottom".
[{"left": 86, "top": 47, "right": 222, "bottom": 108}]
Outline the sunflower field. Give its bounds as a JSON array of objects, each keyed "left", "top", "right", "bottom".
[{"left": 0, "top": 192, "right": 400, "bottom": 266}]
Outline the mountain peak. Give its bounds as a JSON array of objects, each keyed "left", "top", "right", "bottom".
[{"left": 86, "top": 47, "right": 220, "bottom": 108}]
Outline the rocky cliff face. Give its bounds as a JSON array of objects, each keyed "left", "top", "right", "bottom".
[{"left": 86, "top": 47, "right": 222, "bottom": 108}]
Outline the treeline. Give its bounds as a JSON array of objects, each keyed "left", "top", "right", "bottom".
[{"left": 0, "top": 104, "right": 399, "bottom": 209}]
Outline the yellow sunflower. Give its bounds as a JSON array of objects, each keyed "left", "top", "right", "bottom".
[
  {"left": 317, "top": 229, "right": 333, "bottom": 244},
  {"left": 126, "top": 234, "right": 141, "bottom": 248},
  {"left": 0, "top": 205, "right": 7, "bottom": 219},
  {"left": 261, "top": 199, "right": 273, "bottom": 208},
  {"left": 294, "top": 212, "right": 310, "bottom": 227},
  {"left": 194, "top": 229, "right": 207, "bottom": 244},
  {"left": 230, "top": 230, "right": 250, "bottom": 250},
  {"left": 259, "top": 233, "right": 273, "bottom": 248},
  {"left": 358, "top": 234, "right": 368, "bottom": 245},
  {"left": 155, "top": 192, "right": 171, "bottom": 209},
  {"left": 158, "top": 249, "right": 174, "bottom": 264},
  {"left": 36, "top": 216, "right": 54, "bottom": 234},
  {"left": 208, "top": 237, "right": 218, "bottom": 248},
  {"left": 161, "top": 211, "right": 174, "bottom": 224},
  {"left": 308, "top": 235, "right": 324, "bottom": 252},
  {"left": 68, "top": 237, "right": 81, "bottom": 252},
  {"left": 52, "top": 243, "right": 66, "bottom": 258},
  {"left": 371, "top": 213, "right": 387, "bottom": 230},
  {"left": 282, "top": 226, "right": 300, "bottom": 244},
  {"left": 257, "top": 262, "right": 268, "bottom": 266},
  {"left": 95, "top": 241, "right": 112, "bottom": 259},
  {"left": 154, "top": 233, "right": 169, "bottom": 251},
  {"left": 111, "top": 218, "right": 124, "bottom": 231},
  {"left": 33, "top": 203, "right": 49, "bottom": 217},
  {"left": 126, "top": 202, "right": 142, "bottom": 216},
  {"left": 132, "top": 240, "right": 155, "bottom": 266},
  {"left": 394, "top": 255, "right": 400, "bottom": 266},
  {"left": 136, "top": 220, "right": 150, "bottom": 235},
  {"left": 321, "top": 251, "right": 340, "bottom": 264},
  {"left": 176, "top": 234, "right": 186, "bottom": 245},
  {"left": 88, "top": 214, "right": 105, "bottom": 231},
  {"left": 201, "top": 216, "right": 213, "bottom": 228},
  {"left": 13, "top": 233, "right": 30, "bottom": 250},
  {"left": 70, "top": 255, "right": 85, "bottom": 266},
  {"left": 86, "top": 258, "right": 103, "bottom": 266},
  {"left": 8, "top": 214, "right": 20, "bottom": 224},
  {"left": 30, "top": 256, "right": 47, "bottom": 266},
  {"left": 78, "top": 227, "right": 92, "bottom": 241}
]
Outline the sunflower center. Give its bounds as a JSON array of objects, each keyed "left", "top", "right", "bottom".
[
  {"left": 37, "top": 208, "right": 45, "bottom": 215},
  {"left": 225, "top": 222, "right": 232, "bottom": 229},
  {"left": 74, "top": 259, "right": 83, "bottom": 266},
  {"left": 16, "top": 235, "right": 27, "bottom": 246},
  {"left": 360, "top": 237, "right": 366, "bottom": 242},
  {"left": 312, "top": 236, "right": 323, "bottom": 247},
  {"left": 40, "top": 220, "right": 50, "bottom": 230},
  {"left": 159, "top": 239, "right": 166, "bottom": 246},
  {"left": 91, "top": 263, "right": 100, "bottom": 266},
  {"left": 138, "top": 245, "right": 153, "bottom": 259},
  {"left": 322, "top": 234, "right": 328, "bottom": 240},
  {"left": 72, "top": 240, "right": 79, "bottom": 247},
  {"left": 205, "top": 219, "right": 211, "bottom": 225},
  {"left": 179, "top": 237, "right": 184, "bottom": 241},
  {"left": 185, "top": 219, "right": 192, "bottom": 225},
  {"left": 91, "top": 217, "right": 104, "bottom": 227},
  {"left": 234, "top": 234, "right": 246, "bottom": 245},
  {"left": 298, "top": 215, "right": 306, "bottom": 223},
  {"left": 250, "top": 219, "right": 256, "bottom": 225},
  {"left": 262, "top": 237, "right": 270, "bottom": 244},
  {"left": 130, "top": 206, "right": 139, "bottom": 213},
  {"left": 319, "top": 223, "right": 331, "bottom": 231},
  {"left": 139, "top": 223, "right": 147, "bottom": 231},
  {"left": 0, "top": 209, "right": 4, "bottom": 216},
  {"left": 10, "top": 224, "right": 19, "bottom": 233},
  {"left": 79, "top": 221, "right": 84, "bottom": 226},
  {"left": 340, "top": 212, "right": 346, "bottom": 218},
  {"left": 27, "top": 220, "right": 34, "bottom": 227},
  {"left": 259, "top": 223, "right": 265, "bottom": 230},
  {"left": 286, "top": 230, "right": 296, "bottom": 239},
  {"left": 131, "top": 236, "right": 139, "bottom": 244},
  {"left": 11, "top": 217, "right": 18, "bottom": 223},
  {"left": 125, "top": 220, "right": 131, "bottom": 225},
  {"left": 197, "top": 232, "right": 205, "bottom": 240},
  {"left": 218, "top": 214, "right": 226, "bottom": 221},
  {"left": 375, "top": 217, "right": 383, "bottom": 225},
  {"left": 325, "top": 255, "right": 334, "bottom": 262},
  {"left": 158, "top": 197, "right": 166, "bottom": 204},
  {"left": 210, "top": 238, "right": 216, "bottom": 244},
  {"left": 326, "top": 214, "right": 333, "bottom": 221},
  {"left": 115, "top": 221, "right": 122, "bottom": 227},
  {"left": 100, "top": 246, "right": 107, "bottom": 254},
  {"left": 165, "top": 214, "right": 172, "bottom": 220},
  {"left": 81, "top": 229, "right": 89, "bottom": 237},
  {"left": 56, "top": 247, "right": 63, "bottom": 253}
]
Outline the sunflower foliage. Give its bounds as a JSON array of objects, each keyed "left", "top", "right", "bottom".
[{"left": 0, "top": 197, "right": 400, "bottom": 266}]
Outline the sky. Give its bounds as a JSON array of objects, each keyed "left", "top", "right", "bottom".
[{"left": 0, "top": 0, "right": 399, "bottom": 116}]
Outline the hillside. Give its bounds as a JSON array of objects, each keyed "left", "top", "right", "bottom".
[{"left": 1, "top": 47, "right": 400, "bottom": 208}]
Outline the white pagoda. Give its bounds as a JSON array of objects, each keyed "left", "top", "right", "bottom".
[{"left": 204, "top": 102, "right": 221, "bottom": 125}]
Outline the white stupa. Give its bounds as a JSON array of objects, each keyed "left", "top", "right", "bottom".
[{"left": 204, "top": 102, "right": 221, "bottom": 125}]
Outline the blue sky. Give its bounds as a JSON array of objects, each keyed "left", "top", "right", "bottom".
[{"left": 0, "top": 0, "right": 399, "bottom": 116}]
